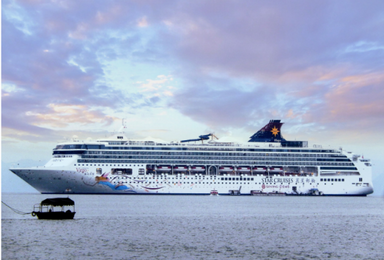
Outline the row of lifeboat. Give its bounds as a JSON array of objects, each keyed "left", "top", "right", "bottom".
[
  {"left": 150, "top": 166, "right": 284, "bottom": 173},
  {"left": 153, "top": 166, "right": 206, "bottom": 172}
]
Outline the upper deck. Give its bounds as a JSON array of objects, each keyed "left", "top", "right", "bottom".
[{"left": 53, "top": 139, "right": 337, "bottom": 154}]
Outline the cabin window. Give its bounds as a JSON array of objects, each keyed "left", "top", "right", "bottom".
[{"left": 359, "top": 178, "right": 363, "bottom": 182}]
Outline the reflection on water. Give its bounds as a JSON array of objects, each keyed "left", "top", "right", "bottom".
[{"left": 2, "top": 194, "right": 384, "bottom": 259}]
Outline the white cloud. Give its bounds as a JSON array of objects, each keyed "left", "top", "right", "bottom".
[
  {"left": 2, "top": 83, "right": 25, "bottom": 93},
  {"left": 137, "top": 16, "right": 148, "bottom": 27},
  {"left": 139, "top": 75, "right": 175, "bottom": 98},
  {"left": 344, "top": 41, "right": 384, "bottom": 53}
]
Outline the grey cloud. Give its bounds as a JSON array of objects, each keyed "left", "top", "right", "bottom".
[
  {"left": 170, "top": 75, "right": 283, "bottom": 130},
  {"left": 172, "top": 1, "right": 384, "bottom": 77}
]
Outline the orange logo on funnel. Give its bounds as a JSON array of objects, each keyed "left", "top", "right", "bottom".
[{"left": 271, "top": 126, "right": 279, "bottom": 136}]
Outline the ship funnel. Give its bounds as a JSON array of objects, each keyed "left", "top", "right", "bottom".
[{"left": 248, "top": 120, "right": 286, "bottom": 142}]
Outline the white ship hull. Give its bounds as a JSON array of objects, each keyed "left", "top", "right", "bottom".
[{"left": 11, "top": 157, "right": 373, "bottom": 196}]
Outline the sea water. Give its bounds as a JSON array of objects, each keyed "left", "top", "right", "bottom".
[{"left": 2, "top": 193, "right": 384, "bottom": 259}]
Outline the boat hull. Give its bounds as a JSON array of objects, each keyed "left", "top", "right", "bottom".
[{"left": 33, "top": 212, "right": 76, "bottom": 219}]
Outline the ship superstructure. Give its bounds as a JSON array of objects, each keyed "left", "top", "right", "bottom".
[{"left": 10, "top": 120, "right": 374, "bottom": 196}]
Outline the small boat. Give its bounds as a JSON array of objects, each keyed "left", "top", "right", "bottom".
[
  {"left": 219, "top": 166, "right": 234, "bottom": 172},
  {"left": 210, "top": 189, "right": 219, "bottom": 196},
  {"left": 156, "top": 166, "right": 172, "bottom": 172},
  {"left": 236, "top": 166, "right": 251, "bottom": 172},
  {"left": 31, "top": 197, "right": 76, "bottom": 219},
  {"left": 252, "top": 167, "right": 267, "bottom": 173},
  {"left": 191, "top": 166, "right": 205, "bottom": 172},
  {"left": 174, "top": 166, "right": 188, "bottom": 171}
]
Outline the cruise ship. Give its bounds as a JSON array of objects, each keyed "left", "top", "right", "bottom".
[{"left": 10, "top": 120, "right": 374, "bottom": 196}]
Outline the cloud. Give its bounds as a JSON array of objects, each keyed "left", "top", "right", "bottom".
[
  {"left": 137, "top": 16, "right": 149, "bottom": 27},
  {"left": 2, "top": 0, "right": 384, "bottom": 144},
  {"left": 25, "top": 103, "right": 118, "bottom": 128},
  {"left": 2, "top": 1, "right": 159, "bottom": 139},
  {"left": 169, "top": 1, "right": 384, "bottom": 77},
  {"left": 139, "top": 75, "right": 174, "bottom": 98},
  {"left": 170, "top": 74, "right": 281, "bottom": 131},
  {"left": 308, "top": 72, "right": 384, "bottom": 127},
  {"left": 146, "top": 1, "right": 381, "bottom": 135}
]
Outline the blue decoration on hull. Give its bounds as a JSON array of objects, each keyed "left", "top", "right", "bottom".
[{"left": 98, "top": 181, "right": 130, "bottom": 191}]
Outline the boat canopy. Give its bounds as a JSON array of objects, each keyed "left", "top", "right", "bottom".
[{"left": 40, "top": 198, "right": 74, "bottom": 206}]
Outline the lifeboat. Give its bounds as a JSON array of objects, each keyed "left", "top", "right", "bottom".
[
  {"left": 191, "top": 166, "right": 205, "bottom": 172},
  {"left": 236, "top": 167, "right": 251, "bottom": 172},
  {"left": 219, "top": 166, "right": 234, "bottom": 172},
  {"left": 156, "top": 166, "right": 172, "bottom": 171},
  {"left": 174, "top": 166, "right": 188, "bottom": 171},
  {"left": 252, "top": 167, "right": 267, "bottom": 172},
  {"left": 270, "top": 167, "right": 284, "bottom": 173}
]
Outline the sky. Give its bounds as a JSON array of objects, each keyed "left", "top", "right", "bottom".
[{"left": 2, "top": 0, "right": 384, "bottom": 195}]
